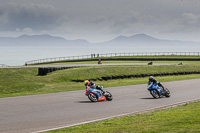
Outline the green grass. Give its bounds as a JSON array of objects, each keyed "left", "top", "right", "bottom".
[
  {"left": 1, "top": 64, "right": 200, "bottom": 98},
  {"left": 47, "top": 101, "right": 200, "bottom": 133},
  {"left": 53, "top": 65, "right": 200, "bottom": 81},
  {"left": 0, "top": 68, "right": 45, "bottom": 97}
]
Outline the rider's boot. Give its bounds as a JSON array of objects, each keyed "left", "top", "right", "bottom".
[
  {"left": 162, "top": 87, "right": 167, "bottom": 95},
  {"left": 96, "top": 86, "right": 105, "bottom": 94},
  {"left": 102, "top": 90, "right": 105, "bottom": 95},
  {"left": 158, "top": 83, "right": 165, "bottom": 92}
]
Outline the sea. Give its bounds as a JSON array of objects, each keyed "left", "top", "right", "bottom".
[{"left": 1, "top": 45, "right": 200, "bottom": 66}]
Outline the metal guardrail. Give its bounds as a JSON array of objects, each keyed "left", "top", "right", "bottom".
[
  {"left": 98, "top": 52, "right": 200, "bottom": 57},
  {"left": 26, "top": 52, "right": 200, "bottom": 65}
]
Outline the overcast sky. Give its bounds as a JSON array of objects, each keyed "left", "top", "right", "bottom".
[{"left": 0, "top": 0, "right": 200, "bottom": 43}]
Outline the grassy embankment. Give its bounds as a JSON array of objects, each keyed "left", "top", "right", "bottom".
[
  {"left": 1, "top": 64, "right": 200, "bottom": 98},
  {"left": 47, "top": 101, "right": 200, "bottom": 133}
]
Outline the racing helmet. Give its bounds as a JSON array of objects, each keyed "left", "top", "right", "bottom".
[
  {"left": 84, "top": 80, "right": 90, "bottom": 86},
  {"left": 149, "top": 76, "right": 154, "bottom": 80}
]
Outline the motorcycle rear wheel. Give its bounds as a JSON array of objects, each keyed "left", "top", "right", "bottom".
[
  {"left": 150, "top": 90, "right": 159, "bottom": 99},
  {"left": 88, "top": 93, "right": 98, "bottom": 102}
]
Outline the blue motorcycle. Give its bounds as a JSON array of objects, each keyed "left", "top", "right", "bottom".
[{"left": 147, "top": 82, "right": 170, "bottom": 99}]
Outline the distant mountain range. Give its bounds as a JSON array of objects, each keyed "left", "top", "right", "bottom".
[
  {"left": 0, "top": 33, "right": 199, "bottom": 46},
  {"left": 0, "top": 34, "right": 90, "bottom": 46},
  {"left": 97, "top": 34, "right": 200, "bottom": 46}
]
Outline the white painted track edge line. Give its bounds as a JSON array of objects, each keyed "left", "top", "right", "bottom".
[{"left": 33, "top": 98, "right": 200, "bottom": 133}]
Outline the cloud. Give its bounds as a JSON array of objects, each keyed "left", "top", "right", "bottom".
[
  {"left": 0, "top": 0, "right": 200, "bottom": 42},
  {"left": 22, "top": 28, "right": 33, "bottom": 33},
  {"left": 182, "top": 13, "right": 200, "bottom": 24},
  {"left": 0, "top": 2, "right": 63, "bottom": 31}
]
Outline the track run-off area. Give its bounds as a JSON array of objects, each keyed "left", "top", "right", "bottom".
[{"left": 0, "top": 78, "right": 200, "bottom": 133}]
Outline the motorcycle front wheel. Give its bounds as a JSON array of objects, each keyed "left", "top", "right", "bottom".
[
  {"left": 164, "top": 88, "right": 170, "bottom": 98},
  {"left": 104, "top": 91, "right": 113, "bottom": 101},
  {"left": 150, "top": 90, "right": 159, "bottom": 99}
]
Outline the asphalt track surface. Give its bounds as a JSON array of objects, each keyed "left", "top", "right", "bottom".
[{"left": 0, "top": 79, "right": 200, "bottom": 133}]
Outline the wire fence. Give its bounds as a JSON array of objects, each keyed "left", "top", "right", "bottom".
[{"left": 26, "top": 52, "right": 200, "bottom": 65}]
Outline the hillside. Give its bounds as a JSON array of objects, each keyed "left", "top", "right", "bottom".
[
  {"left": 0, "top": 34, "right": 90, "bottom": 46},
  {"left": 99, "top": 34, "right": 200, "bottom": 46},
  {"left": 0, "top": 33, "right": 199, "bottom": 46}
]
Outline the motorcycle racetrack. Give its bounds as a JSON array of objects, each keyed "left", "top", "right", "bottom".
[{"left": 0, "top": 79, "right": 200, "bottom": 133}]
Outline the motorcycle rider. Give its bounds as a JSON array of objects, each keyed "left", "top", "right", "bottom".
[
  {"left": 148, "top": 76, "right": 164, "bottom": 90},
  {"left": 84, "top": 80, "right": 105, "bottom": 96}
]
